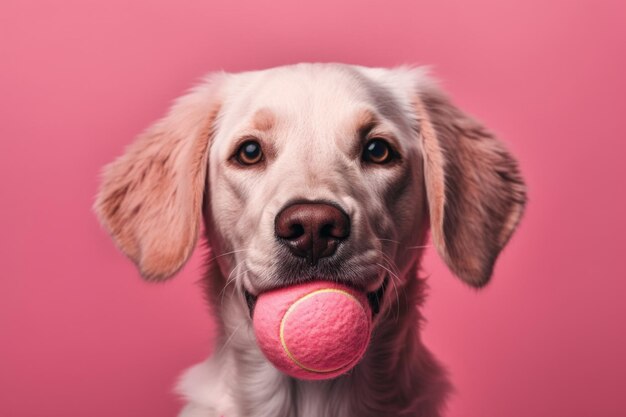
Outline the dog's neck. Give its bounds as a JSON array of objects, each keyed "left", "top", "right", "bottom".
[{"left": 203, "top": 261, "right": 450, "bottom": 417}]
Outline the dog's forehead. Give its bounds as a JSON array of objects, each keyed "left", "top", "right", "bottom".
[
  {"left": 211, "top": 64, "right": 420, "bottom": 158},
  {"left": 222, "top": 65, "right": 374, "bottom": 132}
]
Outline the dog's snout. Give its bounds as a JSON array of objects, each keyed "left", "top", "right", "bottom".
[{"left": 275, "top": 202, "right": 350, "bottom": 265}]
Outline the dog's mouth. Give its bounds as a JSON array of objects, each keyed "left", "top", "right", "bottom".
[
  {"left": 366, "top": 276, "right": 388, "bottom": 315},
  {"left": 244, "top": 276, "right": 388, "bottom": 318}
]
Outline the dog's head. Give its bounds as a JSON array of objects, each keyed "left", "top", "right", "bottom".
[{"left": 94, "top": 64, "right": 526, "bottom": 319}]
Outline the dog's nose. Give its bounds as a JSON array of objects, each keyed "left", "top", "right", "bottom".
[{"left": 275, "top": 202, "right": 350, "bottom": 265}]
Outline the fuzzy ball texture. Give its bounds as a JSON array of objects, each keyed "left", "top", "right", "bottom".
[{"left": 252, "top": 281, "right": 372, "bottom": 380}]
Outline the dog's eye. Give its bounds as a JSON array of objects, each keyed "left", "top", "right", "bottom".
[
  {"left": 236, "top": 140, "right": 263, "bottom": 165},
  {"left": 363, "top": 139, "right": 393, "bottom": 164}
]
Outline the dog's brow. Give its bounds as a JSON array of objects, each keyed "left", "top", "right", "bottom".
[
  {"left": 251, "top": 108, "right": 276, "bottom": 132},
  {"left": 354, "top": 109, "right": 379, "bottom": 136},
  {"left": 342, "top": 109, "right": 381, "bottom": 159}
]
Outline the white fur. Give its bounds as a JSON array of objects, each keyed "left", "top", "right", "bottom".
[{"left": 95, "top": 63, "right": 526, "bottom": 417}]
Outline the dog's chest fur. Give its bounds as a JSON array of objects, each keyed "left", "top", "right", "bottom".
[{"left": 178, "top": 266, "right": 450, "bottom": 417}]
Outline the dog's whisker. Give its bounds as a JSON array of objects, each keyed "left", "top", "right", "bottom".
[
  {"left": 219, "top": 261, "right": 248, "bottom": 305},
  {"left": 230, "top": 268, "right": 251, "bottom": 299},
  {"left": 405, "top": 244, "right": 433, "bottom": 250},
  {"left": 374, "top": 249, "right": 403, "bottom": 283},
  {"left": 382, "top": 254, "right": 409, "bottom": 320},
  {"left": 375, "top": 262, "right": 402, "bottom": 323},
  {"left": 220, "top": 262, "right": 243, "bottom": 294},
  {"left": 206, "top": 248, "right": 250, "bottom": 264},
  {"left": 375, "top": 238, "right": 401, "bottom": 245},
  {"left": 217, "top": 321, "right": 245, "bottom": 356},
  {"left": 389, "top": 274, "right": 402, "bottom": 323},
  {"left": 373, "top": 250, "right": 405, "bottom": 323},
  {"left": 220, "top": 272, "right": 248, "bottom": 307}
]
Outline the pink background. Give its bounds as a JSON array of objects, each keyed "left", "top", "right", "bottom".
[{"left": 2, "top": 1, "right": 625, "bottom": 416}]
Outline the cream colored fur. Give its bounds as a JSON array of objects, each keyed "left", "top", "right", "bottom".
[{"left": 94, "top": 63, "right": 526, "bottom": 417}]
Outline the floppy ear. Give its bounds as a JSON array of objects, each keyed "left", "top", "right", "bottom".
[
  {"left": 94, "top": 74, "right": 224, "bottom": 281},
  {"left": 415, "top": 81, "right": 526, "bottom": 287}
]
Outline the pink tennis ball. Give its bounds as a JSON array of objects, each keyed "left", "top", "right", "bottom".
[{"left": 252, "top": 281, "right": 372, "bottom": 380}]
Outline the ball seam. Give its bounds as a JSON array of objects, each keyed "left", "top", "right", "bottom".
[{"left": 278, "top": 288, "right": 368, "bottom": 374}]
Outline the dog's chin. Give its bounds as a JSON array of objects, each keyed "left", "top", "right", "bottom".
[{"left": 243, "top": 275, "right": 388, "bottom": 318}]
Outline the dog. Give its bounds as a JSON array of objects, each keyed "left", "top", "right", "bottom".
[{"left": 94, "top": 63, "right": 526, "bottom": 417}]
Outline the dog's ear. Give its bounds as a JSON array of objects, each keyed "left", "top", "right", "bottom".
[
  {"left": 94, "top": 74, "right": 225, "bottom": 281},
  {"left": 414, "top": 79, "right": 526, "bottom": 287}
]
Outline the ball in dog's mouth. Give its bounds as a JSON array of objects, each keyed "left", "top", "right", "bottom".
[
  {"left": 244, "top": 279, "right": 387, "bottom": 380},
  {"left": 244, "top": 277, "right": 388, "bottom": 317}
]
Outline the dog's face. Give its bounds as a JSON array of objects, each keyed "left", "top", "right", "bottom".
[
  {"left": 95, "top": 64, "right": 526, "bottom": 321},
  {"left": 207, "top": 66, "right": 425, "bottom": 303}
]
